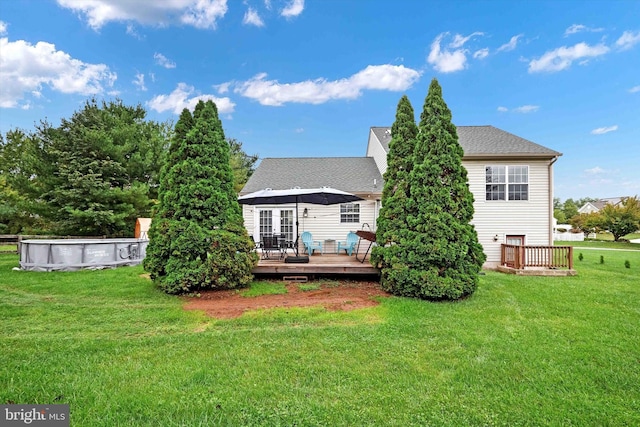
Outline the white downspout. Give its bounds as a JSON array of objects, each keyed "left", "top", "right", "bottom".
[{"left": 548, "top": 156, "right": 559, "bottom": 245}]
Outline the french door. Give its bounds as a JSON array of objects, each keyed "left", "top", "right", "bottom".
[{"left": 256, "top": 209, "right": 294, "bottom": 242}]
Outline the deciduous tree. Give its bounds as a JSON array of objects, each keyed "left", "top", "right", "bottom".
[{"left": 598, "top": 196, "right": 640, "bottom": 241}]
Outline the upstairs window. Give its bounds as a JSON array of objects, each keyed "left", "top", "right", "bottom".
[
  {"left": 486, "top": 166, "right": 528, "bottom": 201},
  {"left": 340, "top": 203, "right": 360, "bottom": 223}
]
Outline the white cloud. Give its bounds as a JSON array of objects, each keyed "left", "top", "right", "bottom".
[
  {"left": 0, "top": 20, "right": 7, "bottom": 36},
  {"left": 56, "top": 0, "right": 228, "bottom": 30},
  {"left": 294, "top": 128, "right": 304, "bottom": 133},
  {"left": 264, "top": 0, "right": 272, "bottom": 10},
  {"left": 281, "top": 0, "right": 304, "bottom": 18},
  {"left": 427, "top": 33, "right": 468, "bottom": 73},
  {"left": 473, "top": 48, "right": 489, "bottom": 59},
  {"left": 0, "top": 37, "right": 116, "bottom": 108},
  {"left": 528, "top": 42, "right": 609, "bottom": 73},
  {"left": 154, "top": 52, "right": 176, "bottom": 69},
  {"left": 147, "top": 82, "right": 235, "bottom": 114},
  {"left": 564, "top": 24, "right": 604, "bottom": 36},
  {"left": 584, "top": 166, "right": 605, "bottom": 175},
  {"left": 149, "top": 72, "right": 155, "bottom": 82},
  {"left": 513, "top": 105, "right": 539, "bottom": 113},
  {"left": 234, "top": 64, "right": 421, "bottom": 106},
  {"left": 243, "top": 7, "right": 264, "bottom": 27},
  {"left": 181, "top": 0, "right": 228, "bottom": 29},
  {"left": 497, "top": 106, "right": 508, "bottom": 112},
  {"left": 126, "top": 24, "right": 142, "bottom": 39},
  {"left": 214, "top": 82, "right": 231, "bottom": 94},
  {"left": 497, "top": 34, "right": 523, "bottom": 52},
  {"left": 591, "top": 125, "right": 618, "bottom": 135},
  {"left": 133, "top": 73, "right": 146, "bottom": 91},
  {"left": 629, "top": 85, "right": 640, "bottom": 93},
  {"left": 449, "top": 32, "right": 483, "bottom": 48},
  {"left": 616, "top": 30, "right": 640, "bottom": 51}
]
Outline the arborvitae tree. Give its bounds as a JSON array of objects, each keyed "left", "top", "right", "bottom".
[
  {"left": 144, "top": 100, "right": 258, "bottom": 294},
  {"left": 380, "top": 79, "right": 485, "bottom": 300},
  {"left": 371, "top": 95, "right": 418, "bottom": 268}
]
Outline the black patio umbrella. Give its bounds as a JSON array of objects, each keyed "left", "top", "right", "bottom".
[{"left": 238, "top": 187, "right": 363, "bottom": 262}]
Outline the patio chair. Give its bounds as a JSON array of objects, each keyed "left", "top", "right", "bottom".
[
  {"left": 337, "top": 232, "right": 359, "bottom": 256},
  {"left": 260, "top": 235, "right": 284, "bottom": 260},
  {"left": 301, "top": 231, "right": 323, "bottom": 255}
]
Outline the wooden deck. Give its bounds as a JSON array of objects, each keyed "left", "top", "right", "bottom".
[{"left": 253, "top": 253, "right": 379, "bottom": 276}]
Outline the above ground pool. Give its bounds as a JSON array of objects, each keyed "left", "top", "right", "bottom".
[{"left": 19, "top": 238, "right": 149, "bottom": 272}]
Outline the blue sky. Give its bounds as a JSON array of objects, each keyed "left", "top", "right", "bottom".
[{"left": 1, "top": 0, "right": 638, "bottom": 201}]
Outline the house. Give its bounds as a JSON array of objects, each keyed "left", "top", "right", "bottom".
[
  {"left": 240, "top": 125, "right": 562, "bottom": 268},
  {"left": 578, "top": 197, "right": 625, "bottom": 214}
]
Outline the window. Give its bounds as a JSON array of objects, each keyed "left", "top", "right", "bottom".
[
  {"left": 485, "top": 165, "right": 528, "bottom": 201},
  {"left": 340, "top": 203, "right": 360, "bottom": 223}
]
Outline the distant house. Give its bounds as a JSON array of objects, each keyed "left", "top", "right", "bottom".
[
  {"left": 578, "top": 197, "right": 626, "bottom": 214},
  {"left": 240, "top": 125, "right": 562, "bottom": 268}
]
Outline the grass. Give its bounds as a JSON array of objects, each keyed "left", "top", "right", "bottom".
[
  {"left": 298, "top": 283, "right": 321, "bottom": 291},
  {"left": 0, "top": 244, "right": 17, "bottom": 253},
  {"left": 556, "top": 240, "right": 640, "bottom": 250},
  {"left": 239, "top": 280, "right": 287, "bottom": 297},
  {"left": 1, "top": 252, "right": 639, "bottom": 426},
  {"left": 588, "top": 232, "right": 640, "bottom": 241}
]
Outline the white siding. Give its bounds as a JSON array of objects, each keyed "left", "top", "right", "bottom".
[
  {"left": 366, "top": 131, "right": 388, "bottom": 175},
  {"left": 243, "top": 200, "right": 378, "bottom": 255},
  {"left": 465, "top": 159, "right": 553, "bottom": 267}
]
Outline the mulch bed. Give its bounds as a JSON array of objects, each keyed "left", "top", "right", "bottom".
[{"left": 183, "top": 280, "right": 390, "bottom": 319}]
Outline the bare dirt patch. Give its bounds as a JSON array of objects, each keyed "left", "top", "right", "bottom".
[{"left": 183, "top": 280, "right": 390, "bottom": 319}]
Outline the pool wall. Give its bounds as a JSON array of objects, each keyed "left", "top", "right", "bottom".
[{"left": 20, "top": 239, "right": 149, "bottom": 272}]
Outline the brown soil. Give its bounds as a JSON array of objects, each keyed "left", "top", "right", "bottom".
[{"left": 183, "top": 280, "right": 390, "bottom": 319}]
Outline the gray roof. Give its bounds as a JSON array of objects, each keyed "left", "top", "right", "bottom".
[
  {"left": 371, "top": 125, "right": 561, "bottom": 158},
  {"left": 241, "top": 157, "right": 383, "bottom": 195}
]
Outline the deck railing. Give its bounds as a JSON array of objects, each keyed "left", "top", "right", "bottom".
[{"left": 501, "top": 244, "right": 573, "bottom": 270}]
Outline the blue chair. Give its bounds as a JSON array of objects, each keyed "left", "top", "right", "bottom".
[
  {"left": 301, "top": 231, "right": 323, "bottom": 255},
  {"left": 337, "top": 232, "right": 359, "bottom": 256}
]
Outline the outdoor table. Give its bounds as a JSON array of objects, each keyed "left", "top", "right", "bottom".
[{"left": 324, "top": 239, "right": 337, "bottom": 254}]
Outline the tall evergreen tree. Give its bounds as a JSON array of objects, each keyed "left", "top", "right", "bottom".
[
  {"left": 380, "top": 79, "right": 485, "bottom": 300},
  {"left": 144, "top": 100, "right": 257, "bottom": 294},
  {"left": 29, "top": 99, "right": 169, "bottom": 236},
  {"left": 371, "top": 95, "right": 418, "bottom": 268}
]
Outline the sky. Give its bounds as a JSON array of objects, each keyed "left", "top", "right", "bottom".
[{"left": 0, "top": 0, "right": 638, "bottom": 201}]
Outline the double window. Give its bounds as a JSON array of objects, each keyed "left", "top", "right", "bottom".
[
  {"left": 340, "top": 203, "right": 360, "bottom": 223},
  {"left": 485, "top": 166, "right": 528, "bottom": 201}
]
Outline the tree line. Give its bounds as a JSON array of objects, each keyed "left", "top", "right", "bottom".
[
  {"left": 554, "top": 197, "right": 640, "bottom": 241},
  {"left": 0, "top": 98, "right": 257, "bottom": 236}
]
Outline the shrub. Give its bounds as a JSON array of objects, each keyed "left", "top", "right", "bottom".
[
  {"left": 625, "top": 260, "right": 630, "bottom": 269},
  {"left": 600, "top": 255, "right": 605, "bottom": 264},
  {"left": 578, "top": 252, "right": 584, "bottom": 262}
]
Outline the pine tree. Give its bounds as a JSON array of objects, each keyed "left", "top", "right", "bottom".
[
  {"left": 380, "top": 79, "right": 485, "bottom": 300},
  {"left": 371, "top": 95, "right": 418, "bottom": 268},
  {"left": 144, "top": 100, "right": 258, "bottom": 294},
  {"left": 31, "top": 98, "right": 168, "bottom": 236}
]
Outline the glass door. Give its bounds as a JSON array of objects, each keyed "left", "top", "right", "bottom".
[{"left": 256, "top": 209, "right": 294, "bottom": 242}]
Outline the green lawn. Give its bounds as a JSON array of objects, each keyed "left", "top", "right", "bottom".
[
  {"left": 556, "top": 240, "right": 640, "bottom": 250},
  {"left": 1, "top": 252, "right": 639, "bottom": 426}
]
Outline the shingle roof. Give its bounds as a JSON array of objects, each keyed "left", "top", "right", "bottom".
[
  {"left": 241, "top": 157, "right": 383, "bottom": 195},
  {"left": 371, "top": 125, "right": 561, "bottom": 158}
]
